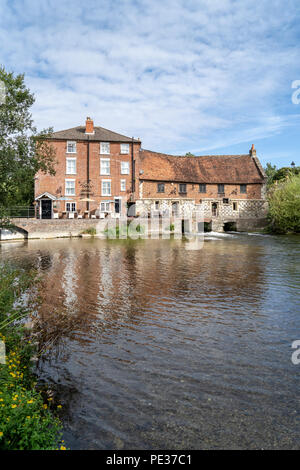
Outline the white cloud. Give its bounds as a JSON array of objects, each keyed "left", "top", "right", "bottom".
[{"left": 0, "top": 0, "right": 300, "bottom": 160}]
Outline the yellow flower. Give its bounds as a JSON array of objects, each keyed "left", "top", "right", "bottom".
[
  {"left": 27, "top": 400, "right": 33, "bottom": 404},
  {"left": 60, "top": 446, "right": 66, "bottom": 450},
  {"left": 43, "top": 404, "right": 47, "bottom": 409},
  {"left": 0, "top": 432, "right": 3, "bottom": 437},
  {"left": 11, "top": 404, "right": 17, "bottom": 409},
  {"left": 57, "top": 405, "right": 62, "bottom": 409}
]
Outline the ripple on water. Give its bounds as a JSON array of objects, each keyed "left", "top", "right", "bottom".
[{"left": 1, "top": 235, "right": 300, "bottom": 449}]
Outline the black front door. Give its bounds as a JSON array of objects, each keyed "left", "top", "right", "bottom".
[
  {"left": 41, "top": 199, "right": 52, "bottom": 219},
  {"left": 114, "top": 199, "right": 121, "bottom": 214}
]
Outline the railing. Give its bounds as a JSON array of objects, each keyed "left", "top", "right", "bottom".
[{"left": 2, "top": 206, "right": 35, "bottom": 218}]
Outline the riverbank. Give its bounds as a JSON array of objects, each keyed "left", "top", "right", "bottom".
[{"left": 0, "top": 265, "right": 66, "bottom": 450}]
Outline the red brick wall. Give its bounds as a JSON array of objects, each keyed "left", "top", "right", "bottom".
[
  {"left": 140, "top": 181, "right": 262, "bottom": 200},
  {"left": 35, "top": 140, "right": 141, "bottom": 215}
]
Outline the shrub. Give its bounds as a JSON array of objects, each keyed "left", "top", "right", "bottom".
[
  {"left": 0, "top": 266, "right": 65, "bottom": 450},
  {"left": 267, "top": 174, "right": 300, "bottom": 234},
  {"left": 0, "top": 336, "right": 63, "bottom": 450}
]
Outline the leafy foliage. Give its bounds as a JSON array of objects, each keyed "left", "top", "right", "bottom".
[
  {"left": 264, "top": 162, "right": 300, "bottom": 188},
  {"left": 264, "top": 162, "right": 277, "bottom": 187},
  {"left": 267, "top": 174, "right": 300, "bottom": 234},
  {"left": 81, "top": 227, "right": 97, "bottom": 235},
  {"left": 185, "top": 152, "right": 195, "bottom": 157},
  {"left": 0, "top": 66, "right": 56, "bottom": 209},
  {"left": 0, "top": 266, "right": 65, "bottom": 450}
]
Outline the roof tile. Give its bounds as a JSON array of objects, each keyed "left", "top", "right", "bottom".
[
  {"left": 139, "top": 149, "right": 265, "bottom": 184},
  {"left": 49, "top": 126, "right": 139, "bottom": 143}
]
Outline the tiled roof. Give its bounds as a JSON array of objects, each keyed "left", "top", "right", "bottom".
[
  {"left": 139, "top": 150, "right": 265, "bottom": 184},
  {"left": 48, "top": 126, "right": 140, "bottom": 143}
]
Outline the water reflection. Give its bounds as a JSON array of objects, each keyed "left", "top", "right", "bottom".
[{"left": 1, "top": 235, "right": 300, "bottom": 449}]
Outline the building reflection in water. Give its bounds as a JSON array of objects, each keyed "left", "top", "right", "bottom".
[{"left": 24, "top": 238, "right": 267, "bottom": 357}]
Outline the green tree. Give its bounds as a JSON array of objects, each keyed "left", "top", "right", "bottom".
[
  {"left": 185, "top": 152, "right": 195, "bottom": 157},
  {"left": 0, "top": 66, "right": 56, "bottom": 211},
  {"left": 264, "top": 162, "right": 277, "bottom": 187},
  {"left": 267, "top": 174, "right": 300, "bottom": 233}
]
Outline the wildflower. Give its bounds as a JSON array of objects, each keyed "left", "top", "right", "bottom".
[
  {"left": 57, "top": 405, "right": 62, "bottom": 409},
  {"left": 0, "top": 432, "right": 3, "bottom": 437},
  {"left": 43, "top": 404, "right": 47, "bottom": 409},
  {"left": 60, "top": 446, "right": 66, "bottom": 450},
  {"left": 27, "top": 400, "right": 33, "bottom": 404},
  {"left": 11, "top": 404, "right": 17, "bottom": 408}
]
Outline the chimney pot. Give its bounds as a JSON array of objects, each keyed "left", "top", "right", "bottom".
[
  {"left": 250, "top": 144, "right": 256, "bottom": 157},
  {"left": 85, "top": 117, "right": 94, "bottom": 134}
]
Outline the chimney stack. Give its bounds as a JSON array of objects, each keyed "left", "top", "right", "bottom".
[
  {"left": 85, "top": 117, "right": 94, "bottom": 134},
  {"left": 250, "top": 144, "right": 256, "bottom": 157}
]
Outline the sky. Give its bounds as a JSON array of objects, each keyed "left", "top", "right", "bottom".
[{"left": 1, "top": 0, "right": 300, "bottom": 167}]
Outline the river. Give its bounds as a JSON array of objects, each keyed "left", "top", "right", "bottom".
[{"left": 1, "top": 233, "right": 299, "bottom": 449}]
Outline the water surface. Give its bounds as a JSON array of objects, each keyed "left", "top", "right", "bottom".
[{"left": 1, "top": 233, "right": 300, "bottom": 449}]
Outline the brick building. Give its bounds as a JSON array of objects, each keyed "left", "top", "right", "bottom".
[
  {"left": 35, "top": 118, "right": 141, "bottom": 219},
  {"left": 135, "top": 147, "right": 268, "bottom": 231},
  {"left": 35, "top": 118, "right": 267, "bottom": 230}
]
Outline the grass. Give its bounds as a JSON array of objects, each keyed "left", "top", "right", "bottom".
[
  {"left": 0, "top": 265, "right": 66, "bottom": 450},
  {"left": 80, "top": 227, "right": 96, "bottom": 236},
  {"left": 104, "top": 223, "right": 145, "bottom": 238}
]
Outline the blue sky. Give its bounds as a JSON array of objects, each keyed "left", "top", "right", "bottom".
[{"left": 1, "top": 0, "right": 300, "bottom": 167}]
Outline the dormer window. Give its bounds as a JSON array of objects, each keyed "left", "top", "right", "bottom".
[
  {"left": 100, "top": 142, "right": 110, "bottom": 155},
  {"left": 67, "top": 141, "right": 76, "bottom": 154}
]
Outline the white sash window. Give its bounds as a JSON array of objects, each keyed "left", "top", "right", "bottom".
[
  {"left": 100, "top": 158, "right": 110, "bottom": 175},
  {"left": 102, "top": 180, "right": 111, "bottom": 196}
]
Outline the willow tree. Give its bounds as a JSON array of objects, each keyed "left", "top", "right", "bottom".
[{"left": 0, "top": 66, "right": 56, "bottom": 211}]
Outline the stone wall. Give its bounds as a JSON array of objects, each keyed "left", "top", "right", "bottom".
[
  {"left": 201, "top": 199, "right": 268, "bottom": 219},
  {"left": 135, "top": 198, "right": 196, "bottom": 218},
  {"left": 0, "top": 218, "right": 102, "bottom": 240},
  {"left": 135, "top": 198, "right": 268, "bottom": 232}
]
